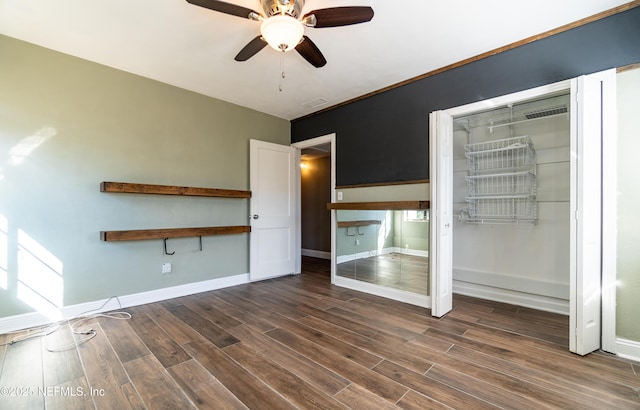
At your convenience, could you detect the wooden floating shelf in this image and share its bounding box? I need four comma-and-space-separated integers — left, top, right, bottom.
327, 201, 430, 210
100, 181, 251, 198
337, 220, 381, 228
100, 226, 250, 242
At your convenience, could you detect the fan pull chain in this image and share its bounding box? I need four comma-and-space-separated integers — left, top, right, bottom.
279, 51, 285, 92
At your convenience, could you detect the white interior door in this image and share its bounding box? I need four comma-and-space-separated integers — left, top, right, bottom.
430, 110, 454, 317
249, 139, 296, 281
569, 69, 615, 355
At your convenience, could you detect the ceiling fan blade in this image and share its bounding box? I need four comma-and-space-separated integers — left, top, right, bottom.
235, 36, 268, 61
186, 0, 259, 19
303, 6, 374, 28
295, 36, 327, 68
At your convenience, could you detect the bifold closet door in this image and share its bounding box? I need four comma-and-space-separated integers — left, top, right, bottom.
429, 110, 453, 317
569, 69, 616, 356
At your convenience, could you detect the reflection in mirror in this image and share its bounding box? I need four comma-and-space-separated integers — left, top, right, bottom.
336, 209, 429, 295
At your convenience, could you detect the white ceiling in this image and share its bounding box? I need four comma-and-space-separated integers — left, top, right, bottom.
0, 0, 631, 120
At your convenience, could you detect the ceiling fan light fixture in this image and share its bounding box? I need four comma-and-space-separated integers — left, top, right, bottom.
260, 15, 303, 52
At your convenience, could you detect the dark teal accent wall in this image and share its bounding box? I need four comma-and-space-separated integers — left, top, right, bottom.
291, 7, 640, 186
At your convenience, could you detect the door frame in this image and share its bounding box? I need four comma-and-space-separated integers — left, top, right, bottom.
291, 133, 337, 282
431, 72, 617, 353
431, 80, 573, 318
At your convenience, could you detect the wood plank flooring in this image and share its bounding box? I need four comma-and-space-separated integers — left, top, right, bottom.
1, 256, 638, 409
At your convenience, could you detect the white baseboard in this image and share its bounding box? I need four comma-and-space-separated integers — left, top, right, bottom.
337, 247, 428, 264
0, 273, 250, 334
337, 250, 376, 264
453, 280, 570, 315
390, 247, 428, 258
454, 268, 569, 300
301, 249, 331, 259
616, 338, 640, 362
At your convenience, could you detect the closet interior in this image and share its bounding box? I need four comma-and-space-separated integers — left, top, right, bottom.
452, 91, 572, 313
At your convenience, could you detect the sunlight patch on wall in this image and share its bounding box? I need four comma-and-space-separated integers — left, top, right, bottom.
8, 126, 56, 166
377, 210, 392, 252
0, 214, 7, 290
17, 229, 63, 321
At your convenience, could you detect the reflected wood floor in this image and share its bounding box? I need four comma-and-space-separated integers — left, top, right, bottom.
337, 253, 429, 295
1, 257, 638, 409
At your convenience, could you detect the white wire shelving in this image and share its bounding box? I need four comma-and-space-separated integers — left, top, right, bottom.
460, 136, 538, 224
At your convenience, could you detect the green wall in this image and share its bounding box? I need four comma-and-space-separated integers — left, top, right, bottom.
0, 35, 289, 319
336, 210, 428, 257
392, 211, 429, 253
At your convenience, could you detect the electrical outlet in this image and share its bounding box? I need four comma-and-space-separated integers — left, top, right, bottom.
337, 191, 343, 201
162, 262, 172, 274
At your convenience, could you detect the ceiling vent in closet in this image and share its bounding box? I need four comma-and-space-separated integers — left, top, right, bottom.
524, 105, 568, 119
488, 103, 569, 133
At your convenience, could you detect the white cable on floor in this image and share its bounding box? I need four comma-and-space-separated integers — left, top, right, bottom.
0, 296, 132, 352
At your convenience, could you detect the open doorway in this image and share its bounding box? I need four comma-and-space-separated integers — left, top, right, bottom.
292, 134, 336, 281
300, 143, 331, 260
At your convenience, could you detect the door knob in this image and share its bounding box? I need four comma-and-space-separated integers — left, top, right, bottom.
252, 214, 259, 219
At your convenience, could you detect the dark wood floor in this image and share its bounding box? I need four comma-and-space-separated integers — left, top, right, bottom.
1, 256, 638, 409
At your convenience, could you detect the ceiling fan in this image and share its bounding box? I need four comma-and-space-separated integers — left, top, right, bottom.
186, 0, 374, 67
